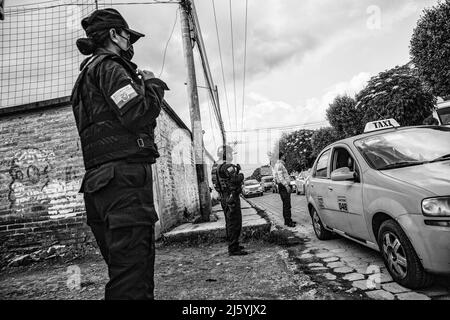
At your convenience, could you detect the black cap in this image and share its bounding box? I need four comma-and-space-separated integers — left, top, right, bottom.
81, 8, 145, 44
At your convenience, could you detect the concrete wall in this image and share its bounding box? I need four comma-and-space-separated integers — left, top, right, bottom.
0, 98, 201, 255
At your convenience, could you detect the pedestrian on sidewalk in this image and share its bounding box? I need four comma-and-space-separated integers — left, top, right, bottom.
211, 145, 248, 256
273, 152, 297, 227
71, 8, 169, 300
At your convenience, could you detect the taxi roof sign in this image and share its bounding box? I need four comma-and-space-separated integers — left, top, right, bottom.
364, 119, 400, 133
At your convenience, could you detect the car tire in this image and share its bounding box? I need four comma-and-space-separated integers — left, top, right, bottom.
310, 207, 333, 240
378, 220, 434, 289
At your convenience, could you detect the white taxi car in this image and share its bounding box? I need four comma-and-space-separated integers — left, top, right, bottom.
242, 179, 264, 198
305, 119, 450, 288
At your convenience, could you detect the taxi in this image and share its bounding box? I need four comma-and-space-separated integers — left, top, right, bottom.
305, 119, 450, 289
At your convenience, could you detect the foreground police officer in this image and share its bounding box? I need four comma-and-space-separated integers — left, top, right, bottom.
211, 145, 248, 256
71, 8, 168, 300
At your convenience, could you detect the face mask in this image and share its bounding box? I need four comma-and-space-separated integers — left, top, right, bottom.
115, 32, 134, 61
122, 45, 134, 61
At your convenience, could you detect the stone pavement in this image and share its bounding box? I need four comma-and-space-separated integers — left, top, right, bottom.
246, 192, 450, 300
162, 197, 270, 243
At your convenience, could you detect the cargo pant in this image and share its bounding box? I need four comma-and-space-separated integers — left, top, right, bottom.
220, 191, 242, 253
81, 161, 158, 300
278, 183, 293, 224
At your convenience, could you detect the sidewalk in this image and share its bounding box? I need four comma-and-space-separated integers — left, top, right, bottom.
162, 197, 270, 243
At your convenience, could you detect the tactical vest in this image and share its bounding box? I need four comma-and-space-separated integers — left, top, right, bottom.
211, 161, 229, 193
71, 54, 157, 170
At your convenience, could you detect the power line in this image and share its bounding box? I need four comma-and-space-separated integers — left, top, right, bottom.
6, 1, 179, 15
228, 0, 237, 132
240, 0, 248, 142
207, 91, 217, 148
227, 121, 329, 133
189, 0, 226, 144
159, 8, 178, 77
211, 0, 231, 132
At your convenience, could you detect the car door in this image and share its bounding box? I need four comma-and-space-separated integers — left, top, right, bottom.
309, 149, 334, 228
329, 144, 368, 239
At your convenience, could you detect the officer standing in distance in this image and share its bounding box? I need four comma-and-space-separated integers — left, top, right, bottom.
71, 8, 168, 300
211, 145, 248, 256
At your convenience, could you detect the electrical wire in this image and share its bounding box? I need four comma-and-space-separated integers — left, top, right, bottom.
227, 121, 329, 133
211, 0, 231, 132
159, 8, 178, 77
228, 0, 237, 132
240, 0, 248, 142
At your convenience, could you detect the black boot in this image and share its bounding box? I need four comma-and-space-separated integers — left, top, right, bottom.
285, 221, 297, 227
229, 249, 249, 256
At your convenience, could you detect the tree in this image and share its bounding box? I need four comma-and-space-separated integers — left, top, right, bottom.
273, 129, 315, 173
311, 127, 341, 158
326, 95, 363, 137
355, 65, 435, 126
410, 0, 450, 98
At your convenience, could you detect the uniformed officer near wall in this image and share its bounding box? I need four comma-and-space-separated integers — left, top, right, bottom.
211, 145, 248, 256
71, 8, 169, 300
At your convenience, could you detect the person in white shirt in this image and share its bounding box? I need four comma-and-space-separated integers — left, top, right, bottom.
273, 152, 296, 227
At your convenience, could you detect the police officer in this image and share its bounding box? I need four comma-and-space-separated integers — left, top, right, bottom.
274, 152, 296, 227
211, 145, 248, 256
71, 8, 168, 300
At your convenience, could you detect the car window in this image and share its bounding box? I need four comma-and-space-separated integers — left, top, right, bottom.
437, 106, 450, 125
314, 150, 330, 178
354, 127, 450, 170
332, 147, 356, 172
244, 180, 259, 186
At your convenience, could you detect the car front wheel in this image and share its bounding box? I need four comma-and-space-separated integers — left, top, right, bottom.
311, 207, 333, 240
378, 220, 434, 289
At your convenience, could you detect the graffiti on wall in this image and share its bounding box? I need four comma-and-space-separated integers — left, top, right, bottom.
5, 148, 83, 219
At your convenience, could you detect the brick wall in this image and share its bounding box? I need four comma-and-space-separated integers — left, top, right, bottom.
0, 99, 201, 255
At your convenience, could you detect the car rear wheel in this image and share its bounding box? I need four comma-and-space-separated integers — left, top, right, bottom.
378, 220, 434, 289
311, 207, 333, 240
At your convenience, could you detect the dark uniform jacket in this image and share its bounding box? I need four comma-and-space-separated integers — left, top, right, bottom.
212, 160, 244, 195
71, 48, 166, 170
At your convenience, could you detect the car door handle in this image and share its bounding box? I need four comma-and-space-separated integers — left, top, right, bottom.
328, 186, 333, 191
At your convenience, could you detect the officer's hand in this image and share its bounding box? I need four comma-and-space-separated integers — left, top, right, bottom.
138, 69, 155, 81
286, 185, 291, 193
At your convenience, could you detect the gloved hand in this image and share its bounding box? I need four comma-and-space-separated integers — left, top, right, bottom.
137, 69, 170, 90
137, 69, 155, 81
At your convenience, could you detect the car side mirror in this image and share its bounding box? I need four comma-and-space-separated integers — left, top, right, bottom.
331, 168, 355, 182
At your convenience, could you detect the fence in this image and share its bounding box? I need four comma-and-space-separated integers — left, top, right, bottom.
0, 0, 116, 108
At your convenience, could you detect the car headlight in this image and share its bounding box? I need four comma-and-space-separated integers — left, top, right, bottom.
422, 197, 450, 217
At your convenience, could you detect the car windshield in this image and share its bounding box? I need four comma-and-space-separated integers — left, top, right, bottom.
244, 180, 259, 186
354, 127, 450, 170
261, 176, 273, 182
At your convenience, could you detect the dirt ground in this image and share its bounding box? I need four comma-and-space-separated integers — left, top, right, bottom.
0, 238, 360, 300
0, 240, 290, 300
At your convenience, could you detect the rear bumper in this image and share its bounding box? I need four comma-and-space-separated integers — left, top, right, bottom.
243, 190, 263, 196
397, 214, 450, 275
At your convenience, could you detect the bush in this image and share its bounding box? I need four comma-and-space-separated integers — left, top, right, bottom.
273, 129, 315, 173
311, 127, 341, 158
355, 65, 435, 126
411, 0, 450, 97
326, 95, 363, 138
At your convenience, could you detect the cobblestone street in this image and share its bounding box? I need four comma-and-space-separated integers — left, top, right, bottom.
245, 192, 450, 300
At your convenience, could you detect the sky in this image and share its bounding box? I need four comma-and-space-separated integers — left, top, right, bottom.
3, 0, 438, 176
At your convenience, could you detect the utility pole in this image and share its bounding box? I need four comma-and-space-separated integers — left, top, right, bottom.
180, 0, 211, 222
214, 85, 226, 146
190, 0, 226, 145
